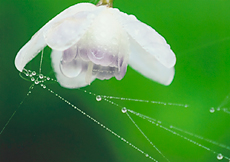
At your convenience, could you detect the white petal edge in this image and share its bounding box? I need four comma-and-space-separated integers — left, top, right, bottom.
15, 3, 96, 72
51, 50, 96, 88
128, 36, 175, 86
43, 5, 107, 51
111, 8, 176, 68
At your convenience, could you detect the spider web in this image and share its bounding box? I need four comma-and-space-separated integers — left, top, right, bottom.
1, 41, 230, 162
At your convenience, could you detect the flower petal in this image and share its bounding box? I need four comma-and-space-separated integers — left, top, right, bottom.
43, 6, 106, 51
60, 47, 83, 78
51, 50, 96, 88
15, 30, 47, 72
92, 65, 116, 80
128, 36, 175, 85
112, 9, 176, 68
15, 3, 96, 72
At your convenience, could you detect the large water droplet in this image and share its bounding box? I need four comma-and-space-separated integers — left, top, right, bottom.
210, 107, 215, 113
217, 153, 223, 160
31, 77, 35, 81
35, 80, 39, 84
122, 107, 127, 113
32, 71, 36, 75
96, 95, 102, 101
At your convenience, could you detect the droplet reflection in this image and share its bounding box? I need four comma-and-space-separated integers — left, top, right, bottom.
96, 95, 102, 101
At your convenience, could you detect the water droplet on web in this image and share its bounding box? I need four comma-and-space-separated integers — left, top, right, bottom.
27, 91, 31, 96
39, 74, 43, 79
96, 95, 102, 101
210, 107, 215, 113
46, 77, 50, 80
217, 153, 223, 160
32, 71, 36, 75
31, 77, 35, 81
122, 107, 127, 113
34, 80, 39, 84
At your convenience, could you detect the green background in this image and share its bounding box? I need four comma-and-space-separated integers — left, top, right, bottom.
0, 0, 230, 162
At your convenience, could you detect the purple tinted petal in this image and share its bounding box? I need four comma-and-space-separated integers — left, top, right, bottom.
115, 62, 127, 80
78, 47, 90, 61
62, 46, 77, 62
92, 64, 115, 80
87, 47, 115, 66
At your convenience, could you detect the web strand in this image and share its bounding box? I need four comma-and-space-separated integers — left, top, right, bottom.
3, 68, 230, 161
0, 83, 34, 135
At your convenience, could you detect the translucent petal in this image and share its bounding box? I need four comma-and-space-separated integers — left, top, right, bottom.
128, 36, 175, 85
62, 45, 77, 62
112, 9, 176, 68
115, 61, 128, 80
44, 7, 105, 51
51, 50, 96, 88
15, 30, 46, 72
15, 3, 96, 72
92, 65, 116, 80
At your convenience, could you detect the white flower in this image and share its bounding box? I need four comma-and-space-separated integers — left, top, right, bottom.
15, 2, 176, 88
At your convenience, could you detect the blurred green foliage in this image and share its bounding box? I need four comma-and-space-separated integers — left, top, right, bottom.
0, 0, 230, 162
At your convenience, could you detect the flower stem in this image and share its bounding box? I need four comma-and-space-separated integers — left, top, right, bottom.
96, 0, 114, 7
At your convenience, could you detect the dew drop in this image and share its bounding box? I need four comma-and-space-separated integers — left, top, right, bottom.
210, 107, 215, 113
35, 80, 39, 84
217, 153, 223, 160
31, 77, 35, 81
46, 77, 50, 80
96, 95, 102, 101
25, 73, 29, 76
145, 154, 149, 157
39, 74, 43, 79
27, 91, 31, 96
43, 85, 46, 89
32, 71, 36, 75
122, 107, 127, 113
